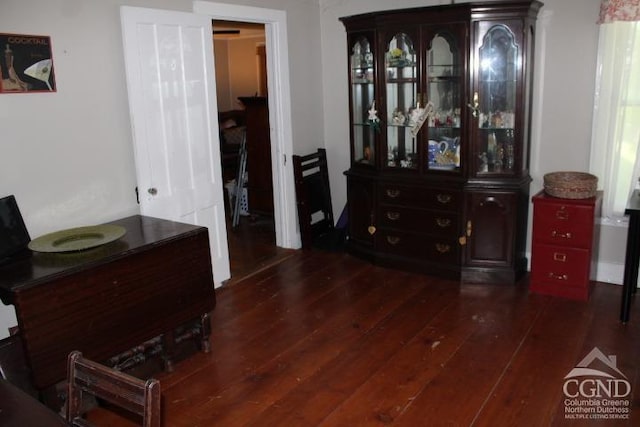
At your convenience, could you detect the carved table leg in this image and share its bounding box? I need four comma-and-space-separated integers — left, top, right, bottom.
200, 313, 211, 353
161, 331, 176, 373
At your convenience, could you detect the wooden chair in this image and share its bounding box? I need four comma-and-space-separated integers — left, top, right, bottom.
66, 351, 161, 427
292, 148, 340, 249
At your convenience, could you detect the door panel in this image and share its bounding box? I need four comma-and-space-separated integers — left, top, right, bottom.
121, 6, 230, 286
346, 176, 375, 248
465, 191, 515, 267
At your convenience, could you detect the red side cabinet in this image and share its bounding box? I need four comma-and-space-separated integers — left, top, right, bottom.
530, 190, 602, 300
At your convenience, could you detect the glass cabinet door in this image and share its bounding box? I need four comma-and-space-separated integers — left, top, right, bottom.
384, 32, 417, 169
474, 24, 519, 176
425, 29, 463, 172
349, 36, 375, 166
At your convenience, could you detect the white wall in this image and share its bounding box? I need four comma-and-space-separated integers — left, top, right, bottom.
0, 0, 323, 338
319, 0, 623, 283
228, 36, 266, 105
214, 35, 267, 112
214, 39, 233, 110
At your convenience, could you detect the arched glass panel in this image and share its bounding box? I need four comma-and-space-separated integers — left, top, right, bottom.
477, 25, 518, 175
426, 32, 462, 172
350, 37, 375, 165
385, 33, 417, 169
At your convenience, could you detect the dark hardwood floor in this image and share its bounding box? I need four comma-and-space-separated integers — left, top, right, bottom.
224, 214, 293, 286
87, 250, 640, 426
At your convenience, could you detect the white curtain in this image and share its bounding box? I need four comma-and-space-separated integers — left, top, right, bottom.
590, 15, 640, 219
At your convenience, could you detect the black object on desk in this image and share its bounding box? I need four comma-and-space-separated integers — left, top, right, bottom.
0, 195, 31, 265
621, 189, 640, 322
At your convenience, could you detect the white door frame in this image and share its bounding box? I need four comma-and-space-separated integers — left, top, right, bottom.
194, 1, 299, 249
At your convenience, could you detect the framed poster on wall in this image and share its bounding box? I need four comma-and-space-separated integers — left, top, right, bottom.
0, 33, 56, 93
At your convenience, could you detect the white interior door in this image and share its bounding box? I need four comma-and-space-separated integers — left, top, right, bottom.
121, 6, 230, 286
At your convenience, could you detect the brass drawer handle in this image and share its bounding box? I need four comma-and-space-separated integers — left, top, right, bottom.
555, 208, 569, 220
436, 218, 451, 228
551, 230, 572, 239
436, 194, 452, 204
386, 236, 400, 245
553, 252, 567, 262
435, 243, 450, 253
548, 272, 568, 281
386, 189, 401, 198
386, 211, 401, 221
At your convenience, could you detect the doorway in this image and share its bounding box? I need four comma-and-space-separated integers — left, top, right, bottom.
213, 20, 289, 283
120, 3, 298, 287
193, 2, 298, 258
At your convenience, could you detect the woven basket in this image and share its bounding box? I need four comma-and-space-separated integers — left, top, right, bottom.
543, 171, 598, 199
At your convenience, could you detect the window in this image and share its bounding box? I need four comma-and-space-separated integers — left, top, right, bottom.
590, 7, 640, 221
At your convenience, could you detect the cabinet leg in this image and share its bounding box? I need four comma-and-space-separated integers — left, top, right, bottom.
161, 331, 175, 372
200, 313, 211, 353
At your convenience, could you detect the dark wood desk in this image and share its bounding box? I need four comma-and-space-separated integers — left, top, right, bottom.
0, 379, 68, 426
622, 190, 640, 322
0, 215, 215, 395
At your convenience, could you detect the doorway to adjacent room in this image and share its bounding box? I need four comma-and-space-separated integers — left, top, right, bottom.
212, 19, 292, 285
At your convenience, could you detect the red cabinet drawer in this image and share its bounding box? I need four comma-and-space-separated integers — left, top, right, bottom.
532, 203, 594, 248
530, 191, 601, 301
530, 243, 590, 287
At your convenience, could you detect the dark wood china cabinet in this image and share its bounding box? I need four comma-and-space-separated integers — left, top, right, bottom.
341, 0, 542, 283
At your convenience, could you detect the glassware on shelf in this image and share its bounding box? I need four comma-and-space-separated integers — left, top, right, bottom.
428, 136, 460, 170
350, 36, 376, 166
475, 24, 518, 175
505, 143, 514, 170
391, 108, 407, 126
487, 132, 497, 165
477, 127, 516, 174
384, 32, 417, 170
425, 31, 462, 173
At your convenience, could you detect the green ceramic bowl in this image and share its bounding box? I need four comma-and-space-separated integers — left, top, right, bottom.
28, 225, 126, 253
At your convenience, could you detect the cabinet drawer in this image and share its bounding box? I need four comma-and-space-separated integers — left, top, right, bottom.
533, 220, 592, 248
534, 201, 594, 225
379, 206, 458, 237
530, 243, 590, 287
377, 229, 458, 264
533, 203, 594, 248
379, 184, 461, 211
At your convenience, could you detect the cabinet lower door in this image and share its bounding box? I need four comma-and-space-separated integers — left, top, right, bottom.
463, 191, 517, 283
346, 176, 375, 250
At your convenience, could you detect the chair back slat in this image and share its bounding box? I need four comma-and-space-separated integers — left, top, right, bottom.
66, 351, 161, 427
292, 148, 334, 249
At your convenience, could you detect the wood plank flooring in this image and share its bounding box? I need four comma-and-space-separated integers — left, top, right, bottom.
224, 214, 293, 286
88, 250, 640, 426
